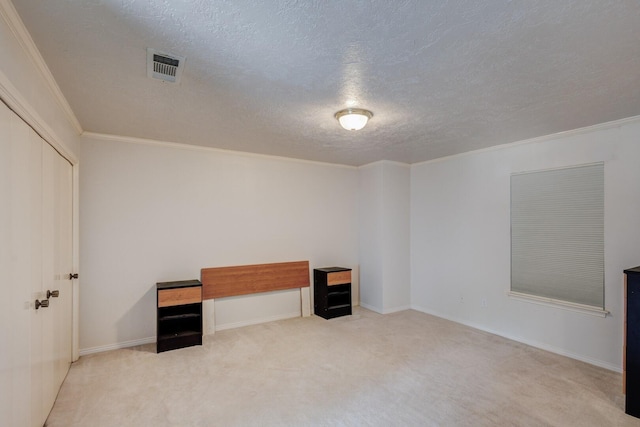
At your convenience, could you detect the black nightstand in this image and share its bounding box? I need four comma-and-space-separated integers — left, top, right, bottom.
156, 280, 203, 353
314, 267, 352, 319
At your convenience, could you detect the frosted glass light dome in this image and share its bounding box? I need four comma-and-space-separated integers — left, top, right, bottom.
335, 108, 373, 131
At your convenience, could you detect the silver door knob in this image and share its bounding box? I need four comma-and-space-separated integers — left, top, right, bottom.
47, 290, 59, 298
35, 299, 49, 310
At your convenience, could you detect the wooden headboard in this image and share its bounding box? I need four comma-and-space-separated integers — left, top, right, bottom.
200, 260, 310, 300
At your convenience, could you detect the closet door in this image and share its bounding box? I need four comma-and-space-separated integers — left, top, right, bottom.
30, 125, 47, 427
38, 138, 73, 425
39, 142, 58, 422
50, 142, 73, 394
0, 102, 40, 427
0, 101, 73, 427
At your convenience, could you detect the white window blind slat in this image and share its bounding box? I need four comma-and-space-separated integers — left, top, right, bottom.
510, 163, 604, 309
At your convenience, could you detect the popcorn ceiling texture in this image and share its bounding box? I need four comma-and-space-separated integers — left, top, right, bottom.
12, 0, 640, 165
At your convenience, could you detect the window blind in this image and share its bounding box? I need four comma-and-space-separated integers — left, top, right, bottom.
510, 163, 604, 309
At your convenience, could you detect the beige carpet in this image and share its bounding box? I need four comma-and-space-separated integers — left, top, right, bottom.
46, 308, 639, 426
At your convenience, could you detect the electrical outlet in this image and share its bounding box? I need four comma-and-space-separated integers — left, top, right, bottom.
481, 298, 488, 308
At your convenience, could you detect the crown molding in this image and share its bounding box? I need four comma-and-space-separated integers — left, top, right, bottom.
358, 159, 411, 169
0, 68, 78, 164
82, 131, 359, 170
413, 114, 640, 167
0, 0, 83, 134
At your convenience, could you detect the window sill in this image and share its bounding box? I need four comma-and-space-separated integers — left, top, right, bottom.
507, 291, 609, 318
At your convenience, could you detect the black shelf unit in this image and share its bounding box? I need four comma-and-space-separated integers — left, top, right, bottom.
625, 266, 640, 418
156, 280, 203, 353
314, 267, 352, 319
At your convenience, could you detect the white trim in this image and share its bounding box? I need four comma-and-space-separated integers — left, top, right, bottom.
71, 163, 80, 361
0, 68, 78, 164
82, 131, 359, 169
359, 302, 411, 314
359, 159, 411, 169
359, 302, 383, 314
2, 0, 639, 170
412, 114, 640, 167
79, 336, 156, 357
411, 305, 620, 372
507, 291, 609, 318
381, 305, 411, 314
212, 311, 302, 332
0, 0, 82, 134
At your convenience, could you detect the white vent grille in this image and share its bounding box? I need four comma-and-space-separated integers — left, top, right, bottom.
147, 48, 185, 83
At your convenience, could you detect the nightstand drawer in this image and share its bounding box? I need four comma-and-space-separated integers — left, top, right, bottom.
158, 286, 201, 307
327, 271, 351, 286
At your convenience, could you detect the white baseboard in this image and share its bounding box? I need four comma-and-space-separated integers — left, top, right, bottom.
382, 305, 411, 314
80, 307, 618, 373
359, 302, 410, 315
411, 305, 621, 373
212, 311, 302, 333
359, 302, 383, 313
79, 312, 304, 355
79, 336, 156, 357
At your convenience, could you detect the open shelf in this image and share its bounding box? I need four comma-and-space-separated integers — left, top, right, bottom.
159, 313, 201, 321
156, 280, 203, 353
158, 330, 201, 340
314, 267, 352, 320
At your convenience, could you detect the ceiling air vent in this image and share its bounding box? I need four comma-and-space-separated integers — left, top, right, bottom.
147, 48, 185, 84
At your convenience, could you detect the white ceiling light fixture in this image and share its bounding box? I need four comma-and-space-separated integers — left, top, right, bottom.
335, 108, 373, 131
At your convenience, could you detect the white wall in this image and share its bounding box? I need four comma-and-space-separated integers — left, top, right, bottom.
410, 119, 640, 370
79, 135, 359, 353
358, 163, 384, 311
359, 161, 411, 313
5, 0, 638, 371
382, 162, 411, 312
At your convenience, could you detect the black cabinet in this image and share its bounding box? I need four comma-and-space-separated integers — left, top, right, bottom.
314, 267, 352, 319
625, 266, 640, 417
156, 280, 203, 353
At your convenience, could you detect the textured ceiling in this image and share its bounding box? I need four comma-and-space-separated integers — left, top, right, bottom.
12, 0, 640, 166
